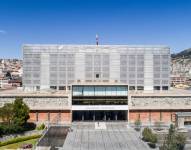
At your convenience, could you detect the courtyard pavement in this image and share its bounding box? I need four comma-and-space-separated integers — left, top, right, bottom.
61, 122, 152, 150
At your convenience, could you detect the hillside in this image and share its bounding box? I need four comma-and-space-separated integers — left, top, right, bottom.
171, 48, 191, 77
172, 48, 191, 59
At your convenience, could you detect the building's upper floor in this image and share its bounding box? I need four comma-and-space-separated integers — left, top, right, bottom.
23, 45, 170, 91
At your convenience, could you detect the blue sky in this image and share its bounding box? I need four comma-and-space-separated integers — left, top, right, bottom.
0, 0, 191, 58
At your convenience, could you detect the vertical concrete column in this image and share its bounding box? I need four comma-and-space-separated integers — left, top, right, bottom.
40, 53, 50, 90
66, 86, 68, 92
93, 112, 95, 121
110, 52, 120, 82
177, 117, 185, 129
104, 113, 106, 121
115, 113, 118, 121
75, 52, 85, 81
144, 50, 153, 91
82, 114, 84, 121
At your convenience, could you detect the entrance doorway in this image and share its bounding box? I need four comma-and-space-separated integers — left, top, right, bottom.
72, 110, 127, 121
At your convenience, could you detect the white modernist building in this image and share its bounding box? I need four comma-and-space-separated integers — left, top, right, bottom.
22, 44, 170, 121
23, 45, 170, 91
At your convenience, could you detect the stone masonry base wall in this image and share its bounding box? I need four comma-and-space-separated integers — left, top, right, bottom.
129, 110, 191, 125
29, 110, 71, 124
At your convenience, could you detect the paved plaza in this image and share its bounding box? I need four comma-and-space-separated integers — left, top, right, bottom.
62, 122, 151, 150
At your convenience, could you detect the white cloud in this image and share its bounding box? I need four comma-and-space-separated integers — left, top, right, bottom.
0, 30, 6, 34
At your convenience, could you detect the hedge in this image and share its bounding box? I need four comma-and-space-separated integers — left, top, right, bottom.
0, 122, 36, 136
0, 134, 41, 147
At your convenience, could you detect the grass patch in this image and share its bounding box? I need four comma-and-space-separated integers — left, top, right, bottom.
0, 134, 41, 149
0, 138, 39, 149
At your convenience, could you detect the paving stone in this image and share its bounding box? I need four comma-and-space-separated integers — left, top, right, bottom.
62, 122, 152, 150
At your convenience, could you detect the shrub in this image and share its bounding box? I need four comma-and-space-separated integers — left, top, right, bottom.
160, 124, 177, 150
148, 133, 158, 148
23, 122, 36, 131
0, 125, 4, 137
148, 142, 156, 149
142, 127, 152, 142
0, 122, 36, 135
0, 134, 41, 147
142, 127, 158, 148
0, 124, 24, 135
150, 133, 157, 143
134, 119, 141, 131
176, 133, 186, 150
36, 123, 45, 130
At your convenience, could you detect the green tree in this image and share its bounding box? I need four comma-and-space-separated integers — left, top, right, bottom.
176, 133, 186, 150
0, 103, 13, 124
160, 124, 177, 150
12, 97, 30, 126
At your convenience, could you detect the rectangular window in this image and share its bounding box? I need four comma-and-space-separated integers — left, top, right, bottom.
129, 86, 135, 90
162, 86, 168, 90
154, 86, 160, 90
96, 74, 99, 78
59, 86, 65, 90
137, 86, 144, 90
50, 86, 57, 90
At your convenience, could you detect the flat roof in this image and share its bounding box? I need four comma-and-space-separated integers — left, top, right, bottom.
23, 44, 169, 48
0, 87, 191, 97
131, 88, 191, 97
0, 88, 69, 97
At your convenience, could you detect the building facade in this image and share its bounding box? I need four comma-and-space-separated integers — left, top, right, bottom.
1, 89, 191, 125
21, 44, 172, 123
23, 45, 170, 91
